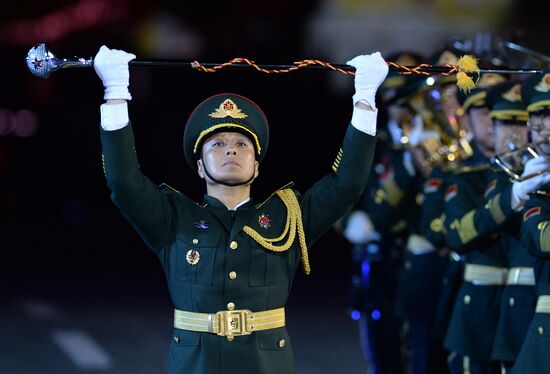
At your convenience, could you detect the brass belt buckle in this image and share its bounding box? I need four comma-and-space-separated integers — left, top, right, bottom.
216, 309, 253, 337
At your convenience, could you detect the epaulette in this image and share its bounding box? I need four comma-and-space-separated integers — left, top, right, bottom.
530, 190, 550, 198
452, 164, 491, 175
159, 183, 182, 194
255, 181, 295, 209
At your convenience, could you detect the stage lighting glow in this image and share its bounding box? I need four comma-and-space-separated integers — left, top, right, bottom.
0, 109, 16, 136
13, 110, 39, 137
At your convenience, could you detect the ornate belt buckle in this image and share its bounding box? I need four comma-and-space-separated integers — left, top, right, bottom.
216, 309, 252, 337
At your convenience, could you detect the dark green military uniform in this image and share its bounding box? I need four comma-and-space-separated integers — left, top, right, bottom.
484, 81, 537, 370
513, 190, 550, 373
443, 157, 506, 372
420, 166, 464, 345
100, 94, 376, 373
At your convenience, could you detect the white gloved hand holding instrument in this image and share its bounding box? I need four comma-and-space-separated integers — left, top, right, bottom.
93, 45, 136, 131
511, 156, 550, 210
94, 45, 136, 101
347, 52, 389, 135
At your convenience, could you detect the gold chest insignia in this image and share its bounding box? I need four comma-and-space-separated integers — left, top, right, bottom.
186, 249, 200, 265
209, 99, 248, 119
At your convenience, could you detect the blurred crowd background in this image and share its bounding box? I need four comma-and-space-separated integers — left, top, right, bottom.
1, 0, 549, 372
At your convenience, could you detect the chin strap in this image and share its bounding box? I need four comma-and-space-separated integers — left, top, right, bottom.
200, 159, 255, 187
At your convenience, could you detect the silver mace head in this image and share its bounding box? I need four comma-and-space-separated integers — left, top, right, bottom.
26, 43, 92, 79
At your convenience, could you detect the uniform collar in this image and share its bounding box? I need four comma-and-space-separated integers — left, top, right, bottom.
202, 195, 254, 211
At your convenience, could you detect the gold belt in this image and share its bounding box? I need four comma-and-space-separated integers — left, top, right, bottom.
464, 264, 507, 285
174, 307, 285, 337
536, 295, 550, 314
464, 264, 536, 286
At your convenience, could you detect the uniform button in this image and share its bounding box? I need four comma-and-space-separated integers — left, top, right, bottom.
229, 271, 237, 280
538, 326, 544, 335
227, 336, 234, 342
173, 336, 180, 343
279, 339, 286, 348
192, 238, 199, 245
509, 297, 515, 307
464, 295, 471, 305
404, 261, 412, 270
227, 302, 235, 311
230, 241, 238, 250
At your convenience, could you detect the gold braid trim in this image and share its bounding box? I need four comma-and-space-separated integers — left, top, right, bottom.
243, 189, 311, 274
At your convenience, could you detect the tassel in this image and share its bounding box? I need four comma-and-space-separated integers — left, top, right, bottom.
456, 72, 475, 93
457, 55, 479, 73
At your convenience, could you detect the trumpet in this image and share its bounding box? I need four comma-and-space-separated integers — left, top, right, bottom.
490, 139, 550, 181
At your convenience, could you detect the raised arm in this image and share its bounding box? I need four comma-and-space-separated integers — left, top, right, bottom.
95, 46, 176, 254
300, 52, 388, 244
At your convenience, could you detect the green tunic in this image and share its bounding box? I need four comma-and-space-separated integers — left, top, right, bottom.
443, 164, 507, 362
100, 123, 376, 373
513, 190, 550, 373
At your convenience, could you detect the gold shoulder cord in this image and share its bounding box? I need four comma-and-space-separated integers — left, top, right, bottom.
243, 188, 311, 274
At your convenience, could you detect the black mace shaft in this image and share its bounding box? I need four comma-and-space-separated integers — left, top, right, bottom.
26, 43, 545, 79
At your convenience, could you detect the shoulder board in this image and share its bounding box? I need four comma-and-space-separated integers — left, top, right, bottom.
452, 164, 490, 175
530, 190, 550, 198
159, 183, 182, 194
255, 182, 296, 209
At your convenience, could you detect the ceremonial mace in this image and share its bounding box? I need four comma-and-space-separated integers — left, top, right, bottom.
26, 43, 544, 91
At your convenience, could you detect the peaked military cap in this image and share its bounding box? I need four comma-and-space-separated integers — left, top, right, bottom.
183, 93, 269, 170
522, 73, 550, 114
485, 80, 528, 123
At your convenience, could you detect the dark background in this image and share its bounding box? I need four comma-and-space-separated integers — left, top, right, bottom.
1, 0, 550, 372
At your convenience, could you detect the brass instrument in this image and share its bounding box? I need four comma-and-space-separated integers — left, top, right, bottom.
490, 139, 550, 181
398, 80, 474, 176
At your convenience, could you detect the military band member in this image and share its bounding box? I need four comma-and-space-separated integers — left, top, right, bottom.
92, 45, 387, 373
442, 72, 506, 374
512, 72, 550, 374
483, 81, 539, 373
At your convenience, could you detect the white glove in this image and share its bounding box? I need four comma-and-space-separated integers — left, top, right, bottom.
343, 211, 381, 244
511, 156, 550, 210
93, 45, 136, 101
347, 52, 389, 110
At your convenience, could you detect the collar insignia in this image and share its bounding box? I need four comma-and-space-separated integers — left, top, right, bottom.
209, 99, 248, 119
258, 213, 271, 229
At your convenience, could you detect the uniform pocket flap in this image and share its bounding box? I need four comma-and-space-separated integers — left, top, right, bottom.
173, 329, 201, 347
258, 329, 289, 350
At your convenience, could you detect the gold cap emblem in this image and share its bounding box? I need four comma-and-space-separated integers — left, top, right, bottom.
437, 51, 458, 66
477, 73, 506, 88
502, 84, 522, 102
209, 99, 248, 119
186, 249, 200, 265
535, 73, 550, 93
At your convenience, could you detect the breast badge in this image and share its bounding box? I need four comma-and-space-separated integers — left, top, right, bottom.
186, 250, 200, 265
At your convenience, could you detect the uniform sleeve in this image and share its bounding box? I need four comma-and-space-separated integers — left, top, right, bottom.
364, 150, 419, 234
444, 173, 516, 253
100, 124, 175, 254
520, 193, 550, 259
300, 124, 376, 246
